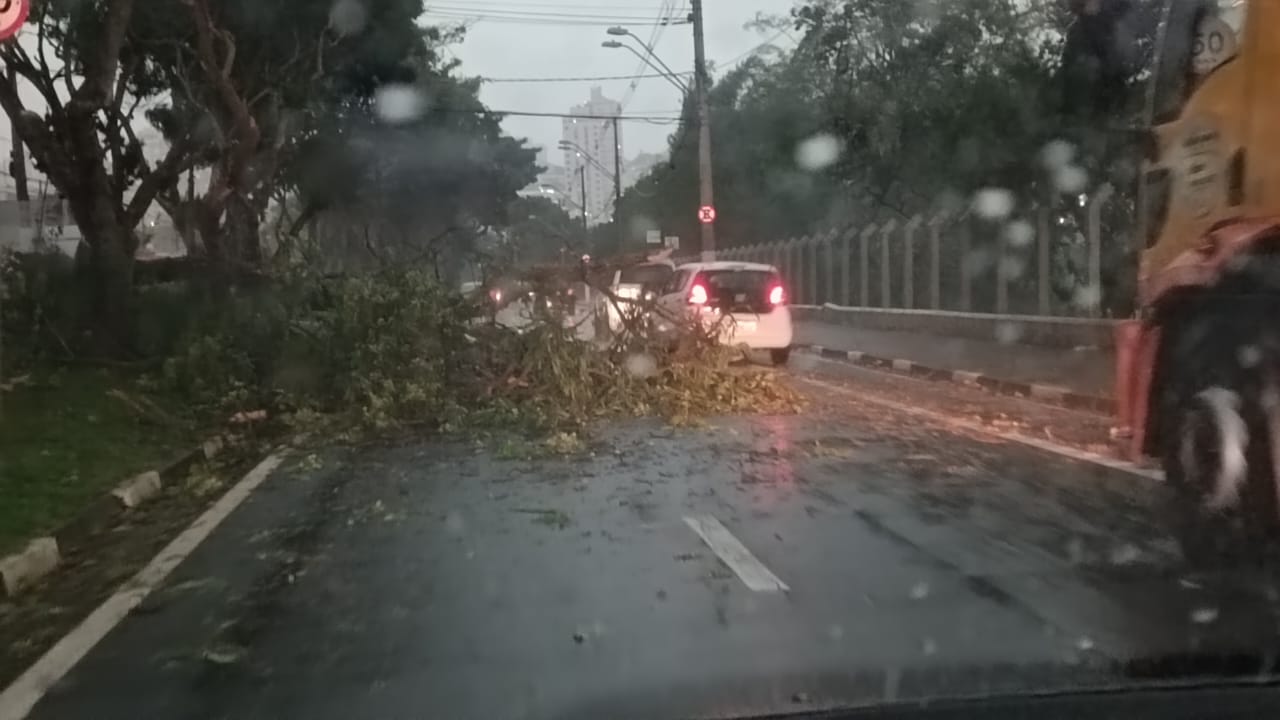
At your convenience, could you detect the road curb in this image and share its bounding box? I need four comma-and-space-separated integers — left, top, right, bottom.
797, 344, 1115, 416
1, 434, 229, 599
0, 538, 60, 598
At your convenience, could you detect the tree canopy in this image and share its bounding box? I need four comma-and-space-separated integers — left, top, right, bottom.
616, 0, 1155, 256
0, 0, 539, 350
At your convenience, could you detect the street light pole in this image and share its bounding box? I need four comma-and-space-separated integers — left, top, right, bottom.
578, 164, 588, 234
562, 136, 623, 249
600, 40, 689, 93
606, 28, 690, 91
691, 0, 715, 261
611, 117, 622, 210
560, 140, 620, 205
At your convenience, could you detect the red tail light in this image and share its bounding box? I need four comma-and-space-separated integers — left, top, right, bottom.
688, 282, 709, 305
768, 284, 786, 306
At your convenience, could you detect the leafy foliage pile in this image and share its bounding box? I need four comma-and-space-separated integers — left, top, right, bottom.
160, 271, 802, 435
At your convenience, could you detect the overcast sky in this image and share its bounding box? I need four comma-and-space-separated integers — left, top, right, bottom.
0, 1, 798, 198
438, 0, 797, 160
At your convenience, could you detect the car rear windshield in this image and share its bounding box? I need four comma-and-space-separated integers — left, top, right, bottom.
619, 264, 673, 286
699, 269, 780, 311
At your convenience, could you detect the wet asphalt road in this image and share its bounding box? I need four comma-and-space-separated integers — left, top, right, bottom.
22, 362, 1280, 720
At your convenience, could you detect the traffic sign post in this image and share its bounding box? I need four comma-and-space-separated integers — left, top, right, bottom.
698, 205, 716, 224
0, 0, 30, 42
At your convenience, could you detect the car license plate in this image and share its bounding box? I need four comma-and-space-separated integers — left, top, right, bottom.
734, 319, 757, 335
735, 293, 746, 303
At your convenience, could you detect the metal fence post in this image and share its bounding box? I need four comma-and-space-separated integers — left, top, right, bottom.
790, 236, 803, 303
808, 234, 820, 305
879, 219, 897, 308
959, 213, 972, 312
996, 224, 1010, 315
1086, 183, 1113, 317
793, 235, 803, 302
903, 215, 922, 310
1037, 206, 1051, 316
928, 213, 945, 310
824, 229, 835, 306
779, 239, 791, 292
859, 224, 876, 307
841, 226, 854, 306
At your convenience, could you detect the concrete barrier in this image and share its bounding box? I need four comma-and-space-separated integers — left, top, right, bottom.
0, 538, 60, 597
111, 471, 163, 509
792, 304, 1119, 350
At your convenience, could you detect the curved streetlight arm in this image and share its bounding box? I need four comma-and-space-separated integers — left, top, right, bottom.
537, 185, 583, 212
559, 141, 618, 183
615, 27, 688, 85
602, 40, 689, 94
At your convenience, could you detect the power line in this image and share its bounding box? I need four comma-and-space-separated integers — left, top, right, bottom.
427, 7, 680, 21
424, 8, 689, 26
434, 1, 671, 9
433, 106, 681, 122
425, 14, 689, 27
429, 3, 670, 15
619, 0, 681, 110
717, 28, 792, 68
481, 71, 691, 83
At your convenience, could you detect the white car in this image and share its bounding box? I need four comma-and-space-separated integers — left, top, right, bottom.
600, 260, 675, 335
652, 261, 793, 365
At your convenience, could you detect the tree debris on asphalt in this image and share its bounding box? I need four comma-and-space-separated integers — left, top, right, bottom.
159, 267, 804, 441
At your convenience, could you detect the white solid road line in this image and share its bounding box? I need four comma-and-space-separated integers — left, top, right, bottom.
0, 453, 287, 720
684, 515, 790, 593
798, 376, 1163, 482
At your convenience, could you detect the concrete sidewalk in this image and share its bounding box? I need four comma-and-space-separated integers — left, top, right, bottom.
793, 320, 1113, 398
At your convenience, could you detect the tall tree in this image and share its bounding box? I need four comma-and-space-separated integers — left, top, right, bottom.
286, 62, 539, 279
0, 0, 196, 348
618, 0, 1082, 248
134, 0, 433, 276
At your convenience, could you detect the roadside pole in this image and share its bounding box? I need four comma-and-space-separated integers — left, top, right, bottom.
578, 165, 588, 243
691, 0, 716, 261
612, 116, 623, 251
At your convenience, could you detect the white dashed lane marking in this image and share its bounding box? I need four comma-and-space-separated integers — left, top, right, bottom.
683, 515, 790, 593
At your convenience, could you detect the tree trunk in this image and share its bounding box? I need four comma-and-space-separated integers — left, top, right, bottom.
73, 220, 136, 355
225, 196, 262, 269
189, 196, 262, 290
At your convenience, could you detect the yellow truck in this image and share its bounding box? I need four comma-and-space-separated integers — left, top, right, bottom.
1082, 0, 1280, 533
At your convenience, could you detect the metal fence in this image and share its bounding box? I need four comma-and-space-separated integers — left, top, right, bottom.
0, 198, 82, 256
678, 186, 1117, 319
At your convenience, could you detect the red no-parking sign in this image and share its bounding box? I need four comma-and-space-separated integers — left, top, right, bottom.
698, 205, 716, 224
0, 0, 29, 42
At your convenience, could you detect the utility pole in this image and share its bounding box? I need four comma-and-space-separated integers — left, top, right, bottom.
611, 116, 623, 249
578, 164, 588, 236
691, 0, 715, 261
611, 116, 622, 210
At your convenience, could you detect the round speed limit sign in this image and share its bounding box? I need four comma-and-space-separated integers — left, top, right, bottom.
1192, 15, 1237, 76
0, 0, 29, 42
